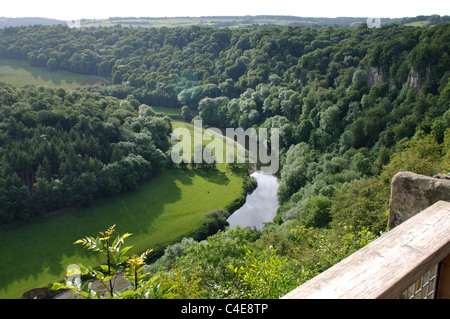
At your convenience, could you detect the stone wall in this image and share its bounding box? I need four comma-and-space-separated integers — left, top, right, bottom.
388, 171, 450, 229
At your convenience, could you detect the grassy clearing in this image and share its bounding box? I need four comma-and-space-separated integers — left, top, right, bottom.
0, 58, 91, 88
153, 106, 182, 118
0, 121, 246, 299
404, 20, 431, 27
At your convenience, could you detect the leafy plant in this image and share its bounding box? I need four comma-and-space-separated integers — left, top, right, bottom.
155, 264, 207, 299
292, 224, 377, 280
52, 225, 153, 299
228, 247, 298, 299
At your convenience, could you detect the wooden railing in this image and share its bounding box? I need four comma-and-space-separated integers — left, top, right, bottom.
282, 200, 450, 299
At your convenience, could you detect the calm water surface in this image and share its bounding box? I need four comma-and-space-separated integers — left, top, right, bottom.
227, 171, 279, 229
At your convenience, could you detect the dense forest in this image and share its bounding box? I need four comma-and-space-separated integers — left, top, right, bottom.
0, 85, 171, 222
0, 20, 449, 298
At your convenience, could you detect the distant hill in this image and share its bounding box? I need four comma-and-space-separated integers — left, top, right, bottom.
1, 15, 448, 29
0, 16, 398, 29
79, 16, 400, 28
0, 17, 65, 27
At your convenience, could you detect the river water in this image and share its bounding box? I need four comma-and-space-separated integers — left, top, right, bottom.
226, 171, 280, 230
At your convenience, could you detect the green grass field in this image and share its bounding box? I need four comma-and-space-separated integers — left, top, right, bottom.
404, 20, 431, 27
153, 106, 182, 118
0, 58, 91, 88
0, 121, 246, 299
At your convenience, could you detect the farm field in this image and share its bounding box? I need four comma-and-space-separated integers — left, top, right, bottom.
0, 58, 92, 88
404, 20, 431, 27
0, 120, 246, 299
0, 166, 245, 299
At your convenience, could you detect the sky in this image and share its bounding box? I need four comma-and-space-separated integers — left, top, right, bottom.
1, 0, 449, 21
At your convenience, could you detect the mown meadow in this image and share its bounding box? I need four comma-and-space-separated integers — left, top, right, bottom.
0, 58, 92, 88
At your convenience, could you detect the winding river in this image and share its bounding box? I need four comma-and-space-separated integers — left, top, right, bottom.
226, 171, 280, 229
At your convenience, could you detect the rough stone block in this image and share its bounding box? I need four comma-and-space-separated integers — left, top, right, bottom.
388, 171, 450, 229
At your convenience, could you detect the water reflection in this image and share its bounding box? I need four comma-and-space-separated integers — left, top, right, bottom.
227, 171, 279, 230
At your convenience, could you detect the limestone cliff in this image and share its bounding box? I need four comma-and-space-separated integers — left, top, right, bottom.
404, 67, 421, 92
367, 66, 387, 88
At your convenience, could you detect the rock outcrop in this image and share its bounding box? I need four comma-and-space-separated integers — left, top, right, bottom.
404, 67, 421, 92
22, 287, 66, 299
368, 66, 387, 88
388, 171, 450, 229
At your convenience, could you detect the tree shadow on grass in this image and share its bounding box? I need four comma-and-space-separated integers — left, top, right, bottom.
0, 166, 244, 297
0, 169, 187, 298
0, 58, 87, 87
194, 168, 230, 186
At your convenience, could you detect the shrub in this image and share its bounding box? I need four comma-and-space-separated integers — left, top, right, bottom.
299, 196, 332, 228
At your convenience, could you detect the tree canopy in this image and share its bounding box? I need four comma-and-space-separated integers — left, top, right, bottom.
1, 20, 449, 299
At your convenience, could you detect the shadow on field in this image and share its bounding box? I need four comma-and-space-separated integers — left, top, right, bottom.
194, 168, 230, 186
0, 58, 86, 87
0, 169, 187, 298
0, 165, 243, 297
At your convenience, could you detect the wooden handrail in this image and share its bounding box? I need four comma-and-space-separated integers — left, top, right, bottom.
282, 201, 450, 299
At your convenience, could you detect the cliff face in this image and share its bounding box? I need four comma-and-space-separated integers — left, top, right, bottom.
405, 67, 421, 92
368, 66, 422, 92
388, 172, 450, 229
368, 66, 387, 88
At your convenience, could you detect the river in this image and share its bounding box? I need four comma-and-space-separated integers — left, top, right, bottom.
226, 171, 280, 230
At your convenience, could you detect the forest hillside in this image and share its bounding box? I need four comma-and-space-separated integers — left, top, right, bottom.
0, 19, 449, 298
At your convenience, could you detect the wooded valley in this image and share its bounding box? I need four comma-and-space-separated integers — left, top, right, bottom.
0, 18, 449, 298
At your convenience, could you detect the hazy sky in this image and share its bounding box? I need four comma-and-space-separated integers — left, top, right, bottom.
2, 0, 449, 20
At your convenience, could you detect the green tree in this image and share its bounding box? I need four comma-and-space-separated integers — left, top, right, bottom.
431, 119, 446, 144
46, 57, 58, 71
353, 152, 371, 176
330, 177, 388, 234
299, 196, 332, 228
31, 177, 51, 215
72, 172, 98, 206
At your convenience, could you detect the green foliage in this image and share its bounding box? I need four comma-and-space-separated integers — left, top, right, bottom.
432, 119, 446, 143
299, 196, 332, 228
2, 20, 450, 299
199, 209, 230, 237
48, 219, 379, 299
144, 237, 198, 273
277, 143, 315, 203
331, 132, 446, 234
52, 225, 151, 298
330, 177, 389, 234
379, 132, 444, 184
242, 175, 258, 194
0, 84, 172, 224
160, 226, 261, 298
154, 265, 207, 299
141, 220, 377, 299
292, 225, 376, 279
228, 247, 298, 298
